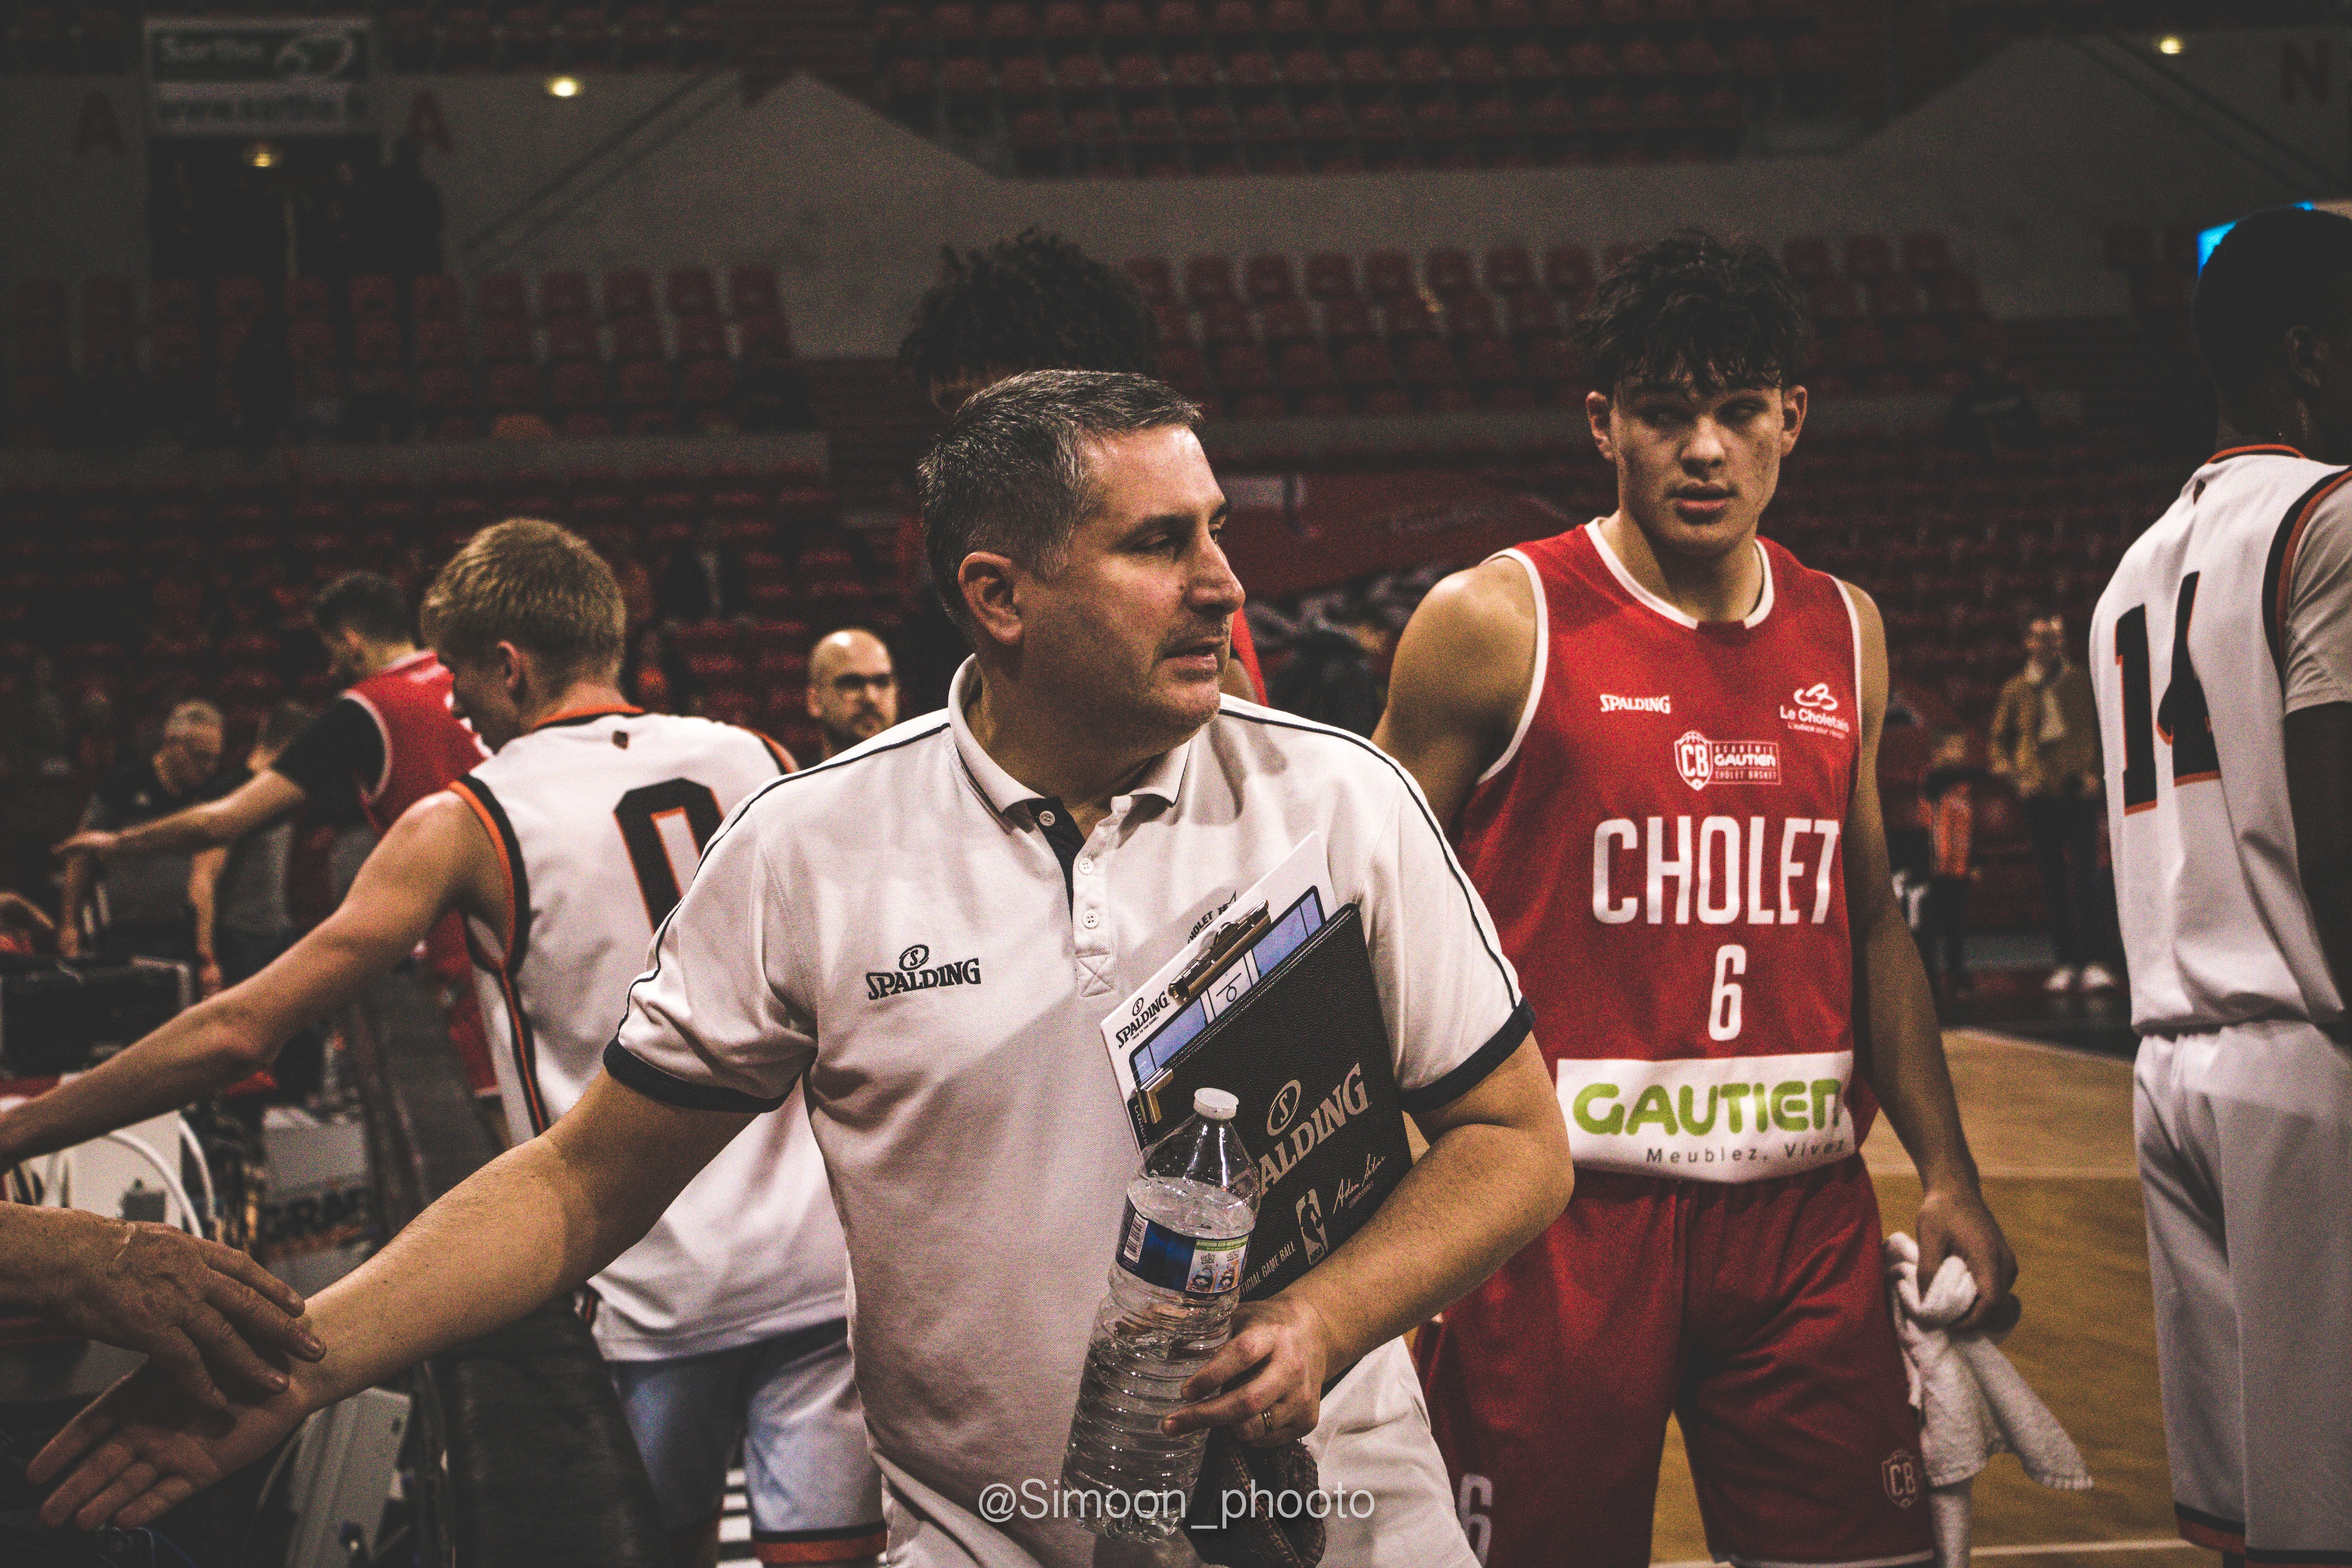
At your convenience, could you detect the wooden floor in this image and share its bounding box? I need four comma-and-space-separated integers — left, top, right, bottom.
1647, 1030, 2200, 1568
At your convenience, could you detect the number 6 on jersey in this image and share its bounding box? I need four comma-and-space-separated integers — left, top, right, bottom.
1708, 944, 1746, 1042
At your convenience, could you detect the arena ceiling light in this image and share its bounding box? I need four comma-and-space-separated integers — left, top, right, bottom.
243, 140, 279, 168
2156, 34, 2184, 55
546, 74, 582, 98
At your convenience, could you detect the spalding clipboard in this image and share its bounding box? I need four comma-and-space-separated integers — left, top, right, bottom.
1129, 904, 1411, 1303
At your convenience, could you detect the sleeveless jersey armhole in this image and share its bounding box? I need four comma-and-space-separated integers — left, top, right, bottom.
1474, 548, 1549, 787
344, 691, 396, 805
1838, 577, 1865, 717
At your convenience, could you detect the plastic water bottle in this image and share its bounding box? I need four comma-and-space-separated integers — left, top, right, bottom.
1060, 1087, 1261, 1542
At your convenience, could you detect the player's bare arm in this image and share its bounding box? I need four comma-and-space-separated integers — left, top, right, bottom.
1169, 1036, 1572, 1445
0, 791, 503, 1168
1373, 555, 1539, 829
2286, 702, 2352, 998
31, 1071, 752, 1531
1838, 581, 2015, 1328
53, 770, 309, 863
189, 845, 226, 997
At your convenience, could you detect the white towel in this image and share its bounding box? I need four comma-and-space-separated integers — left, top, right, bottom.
1884, 1232, 2092, 1568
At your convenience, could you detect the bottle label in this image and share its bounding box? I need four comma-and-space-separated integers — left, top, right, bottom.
1116, 1200, 1248, 1298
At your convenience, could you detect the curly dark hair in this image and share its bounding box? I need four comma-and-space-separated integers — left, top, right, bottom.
897, 228, 1160, 392
1570, 232, 1809, 397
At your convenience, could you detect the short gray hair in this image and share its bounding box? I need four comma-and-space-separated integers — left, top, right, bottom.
916, 369, 1199, 635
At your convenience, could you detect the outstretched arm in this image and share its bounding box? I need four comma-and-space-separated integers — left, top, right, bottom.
55, 771, 307, 864
1841, 583, 2016, 1328
32, 1073, 753, 1531
1372, 555, 1537, 831
0, 792, 496, 1167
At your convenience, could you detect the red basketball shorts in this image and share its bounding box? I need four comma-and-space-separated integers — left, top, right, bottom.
1416, 1156, 1931, 1568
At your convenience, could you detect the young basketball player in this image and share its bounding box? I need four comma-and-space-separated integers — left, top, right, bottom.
2092, 203, 2352, 1568
4, 523, 883, 1568
1377, 234, 2014, 1568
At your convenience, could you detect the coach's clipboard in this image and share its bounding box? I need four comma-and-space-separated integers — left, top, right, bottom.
1126, 904, 1411, 1303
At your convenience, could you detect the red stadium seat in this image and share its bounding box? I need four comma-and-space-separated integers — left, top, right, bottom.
1445, 292, 1499, 339
286, 276, 333, 321
1781, 237, 1834, 283
728, 266, 780, 317
540, 271, 593, 319
476, 272, 528, 319
1199, 300, 1255, 347
1900, 232, 1953, 277
681, 357, 736, 409
417, 365, 477, 414
1214, 343, 1273, 390
1259, 298, 1316, 343
603, 268, 656, 319
612, 317, 666, 362
1397, 334, 1459, 388
666, 267, 719, 316
738, 313, 794, 358
414, 319, 468, 367
1543, 245, 1595, 299
674, 314, 727, 360
1242, 253, 1297, 303
550, 359, 609, 411
1364, 249, 1416, 301
1483, 245, 1536, 296
350, 275, 399, 319
289, 318, 339, 365
1184, 255, 1239, 303
81, 277, 134, 328
1843, 235, 1895, 280
1424, 248, 1477, 299
1323, 297, 1377, 340
215, 277, 268, 323
481, 318, 536, 364
353, 319, 405, 365
1505, 290, 1561, 337
151, 278, 202, 325
546, 317, 601, 362
1003, 52, 1055, 98
619, 360, 673, 409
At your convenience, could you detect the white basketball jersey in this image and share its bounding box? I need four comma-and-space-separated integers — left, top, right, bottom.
448, 708, 845, 1359
2090, 447, 2348, 1035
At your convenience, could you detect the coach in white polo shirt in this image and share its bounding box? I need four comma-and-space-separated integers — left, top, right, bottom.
32, 372, 1573, 1568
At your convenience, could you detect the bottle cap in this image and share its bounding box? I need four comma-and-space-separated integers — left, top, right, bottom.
1194, 1088, 1239, 1122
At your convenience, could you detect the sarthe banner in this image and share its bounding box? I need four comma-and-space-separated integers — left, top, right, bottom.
147, 18, 373, 137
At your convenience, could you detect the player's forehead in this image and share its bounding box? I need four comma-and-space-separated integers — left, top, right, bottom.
1616, 372, 1780, 408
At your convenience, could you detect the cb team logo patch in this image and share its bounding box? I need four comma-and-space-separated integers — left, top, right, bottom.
1881, 1448, 1922, 1509
1674, 730, 1782, 790
1675, 730, 1713, 790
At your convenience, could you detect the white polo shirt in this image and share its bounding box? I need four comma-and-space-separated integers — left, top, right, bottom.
606, 662, 1530, 1568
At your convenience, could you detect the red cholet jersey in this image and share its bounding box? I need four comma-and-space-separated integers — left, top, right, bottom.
1454, 521, 1876, 1182
348, 650, 489, 833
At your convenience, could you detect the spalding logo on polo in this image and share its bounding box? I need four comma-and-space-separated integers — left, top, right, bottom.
865, 942, 982, 1000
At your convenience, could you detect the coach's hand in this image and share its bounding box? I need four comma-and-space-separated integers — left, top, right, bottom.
1916, 1183, 2016, 1332
1165, 1294, 1332, 1447
27, 1209, 325, 1412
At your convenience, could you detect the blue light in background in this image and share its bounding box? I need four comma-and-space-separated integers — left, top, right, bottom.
2200, 202, 2315, 272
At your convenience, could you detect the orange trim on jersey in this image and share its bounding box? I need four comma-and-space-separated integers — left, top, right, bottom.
2176, 1512, 2245, 1555
493, 964, 550, 1134
2274, 470, 2352, 647
2175, 768, 2221, 786
2209, 443, 2306, 463
444, 780, 517, 961
750, 727, 797, 771
752, 1530, 887, 1564
528, 702, 645, 731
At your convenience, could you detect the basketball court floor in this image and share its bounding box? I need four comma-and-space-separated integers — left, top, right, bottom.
1647, 1029, 2194, 1567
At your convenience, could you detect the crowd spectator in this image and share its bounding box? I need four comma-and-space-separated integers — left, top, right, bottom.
190, 701, 310, 997
56, 699, 227, 964
1990, 610, 2117, 993
804, 627, 898, 759
657, 518, 748, 622
1920, 731, 1996, 1006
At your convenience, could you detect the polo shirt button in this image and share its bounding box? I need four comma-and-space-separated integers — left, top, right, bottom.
1078, 857, 1094, 874
1038, 809, 1056, 826
1082, 911, 1100, 930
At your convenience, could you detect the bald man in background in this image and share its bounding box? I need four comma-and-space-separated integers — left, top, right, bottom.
806, 628, 900, 760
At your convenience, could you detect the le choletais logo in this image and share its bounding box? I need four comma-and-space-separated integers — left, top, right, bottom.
1782, 682, 1851, 738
